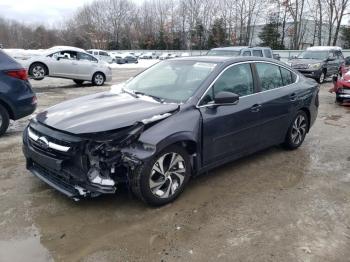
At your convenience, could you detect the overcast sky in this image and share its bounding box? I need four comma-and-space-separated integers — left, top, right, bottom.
0, 0, 96, 25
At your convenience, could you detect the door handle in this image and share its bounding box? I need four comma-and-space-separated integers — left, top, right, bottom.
250, 104, 262, 112
289, 93, 297, 101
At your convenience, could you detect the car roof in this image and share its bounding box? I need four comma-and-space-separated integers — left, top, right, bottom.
46, 46, 86, 54
307, 46, 342, 51
171, 56, 282, 65
211, 46, 272, 51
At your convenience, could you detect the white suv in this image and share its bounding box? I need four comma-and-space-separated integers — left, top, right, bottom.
87, 49, 114, 63
27, 46, 112, 86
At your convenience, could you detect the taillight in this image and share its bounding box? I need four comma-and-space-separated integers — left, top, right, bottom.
5, 69, 28, 80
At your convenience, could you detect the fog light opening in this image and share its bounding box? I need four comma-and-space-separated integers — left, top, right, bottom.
88, 167, 115, 186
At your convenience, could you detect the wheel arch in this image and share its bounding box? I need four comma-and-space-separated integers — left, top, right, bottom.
298, 107, 311, 132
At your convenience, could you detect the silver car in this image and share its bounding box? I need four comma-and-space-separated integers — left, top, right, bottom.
27, 46, 112, 86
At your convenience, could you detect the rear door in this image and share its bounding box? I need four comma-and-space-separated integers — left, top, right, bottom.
75, 52, 99, 80
254, 62, 299, 146
199, 63, 264, 166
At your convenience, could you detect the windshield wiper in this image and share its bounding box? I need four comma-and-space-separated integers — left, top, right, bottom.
134, 91, 165, 103
122, 88, 138, 98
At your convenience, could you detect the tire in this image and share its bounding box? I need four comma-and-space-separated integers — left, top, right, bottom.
316, 70, 326, 84
73, 80, 84, 86
29, 63, 47, 80
92, 72, 105, 86
0, 104, 10, 136
131, 145, 191, 206
336, 94, 343, 103
283, 111, 309, 150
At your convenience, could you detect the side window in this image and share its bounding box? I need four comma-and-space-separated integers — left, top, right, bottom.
329, 51, 335, 59
263, 49, 272, 58
256, 63, 284, 91
243, 51, 251, 56
252, 50, 263, 57
78, 52, 97, 62
94, 51, 98, 56
201, 64, 254, 105
52, 51, 77, 60
280, 67, 295, 86
99, 51, 108, 56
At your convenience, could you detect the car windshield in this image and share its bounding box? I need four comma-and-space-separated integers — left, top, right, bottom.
207, 50, 240, 57
123, 60, 217, 103
297, 51, 329, 59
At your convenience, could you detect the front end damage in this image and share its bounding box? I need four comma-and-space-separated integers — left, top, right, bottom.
23, 113, 171, 201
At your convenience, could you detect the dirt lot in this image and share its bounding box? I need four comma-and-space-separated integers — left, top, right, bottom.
0, 69, 349, 262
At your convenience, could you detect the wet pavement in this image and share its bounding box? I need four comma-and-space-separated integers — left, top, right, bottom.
0, 70, 349, 262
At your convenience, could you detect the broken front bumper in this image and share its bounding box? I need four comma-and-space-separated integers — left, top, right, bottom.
22, 126, 117, 200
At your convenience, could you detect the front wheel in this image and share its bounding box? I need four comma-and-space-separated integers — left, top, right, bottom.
283, 111, 309, 150
92, 73, 105, 86
0, 104, 10, 136
317, 70, 326, 84
131, 145, 191, 206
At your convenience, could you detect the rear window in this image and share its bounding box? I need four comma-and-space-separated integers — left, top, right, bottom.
207, 50, 241, 57
263, 49, 272, 58
0, 50, 20, 70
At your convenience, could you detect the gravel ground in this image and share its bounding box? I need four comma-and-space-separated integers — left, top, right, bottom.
0, 69, 349, 262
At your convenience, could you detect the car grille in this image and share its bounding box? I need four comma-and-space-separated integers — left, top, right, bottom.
27, 125, 81, 159
292, 64, 309, 69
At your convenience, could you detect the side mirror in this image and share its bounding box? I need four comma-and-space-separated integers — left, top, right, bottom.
214, 91, 239, 105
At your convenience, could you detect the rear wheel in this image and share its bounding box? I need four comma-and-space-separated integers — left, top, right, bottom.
73, 80, 84, 86
29, 63, 47, 80
0, 104, 10, 136
92, 72, 105, 86
317, 70, 326, 84
284, 111, 309, 150
131, 145, 191, 206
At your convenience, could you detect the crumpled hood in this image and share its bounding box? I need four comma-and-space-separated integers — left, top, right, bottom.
36, 92, 179, 134
291, 58, 323, 65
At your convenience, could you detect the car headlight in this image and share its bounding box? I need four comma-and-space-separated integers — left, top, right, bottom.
308, 63, 321, 70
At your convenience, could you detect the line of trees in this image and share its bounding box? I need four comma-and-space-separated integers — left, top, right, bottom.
0, 0, 350, 50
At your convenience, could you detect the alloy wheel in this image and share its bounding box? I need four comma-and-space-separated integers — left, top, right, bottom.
32, 66, 45, 79
291, 114, 307, 145
149, 152, 186, 199
319, 72, 325, 83
94, 74, 104, 85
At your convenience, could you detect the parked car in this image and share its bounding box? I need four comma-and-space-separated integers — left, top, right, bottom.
207, 46, 274, 59
140, 52, 158, 59
273, 53, 281, 60
23, 56, 319, 206
0, 50, 36, 136
27, 46, 112, 86
159, 53, 172, 60
288, 46, 344, 83
331, 74, 350, 104
123, 55, 138, 64
87, 49, 113, 63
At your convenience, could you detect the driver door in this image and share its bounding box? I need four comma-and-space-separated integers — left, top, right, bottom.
50, 50, 78, 78
199, 63, 264, 166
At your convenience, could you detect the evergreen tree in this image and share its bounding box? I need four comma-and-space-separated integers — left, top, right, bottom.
207, 19, 226, 48
341, 25, 350, 49
259, 17, 284, 49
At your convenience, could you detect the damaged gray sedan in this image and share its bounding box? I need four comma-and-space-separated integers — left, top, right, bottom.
23, 56, 319, 206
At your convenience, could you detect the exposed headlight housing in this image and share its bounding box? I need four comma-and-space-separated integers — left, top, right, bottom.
308, 63, 321, 70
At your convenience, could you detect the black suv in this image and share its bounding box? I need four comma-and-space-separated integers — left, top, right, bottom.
288, 46, 344, 83
0, 50, 37, 136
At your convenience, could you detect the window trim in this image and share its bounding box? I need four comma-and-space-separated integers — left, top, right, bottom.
196, 61, 299, 108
